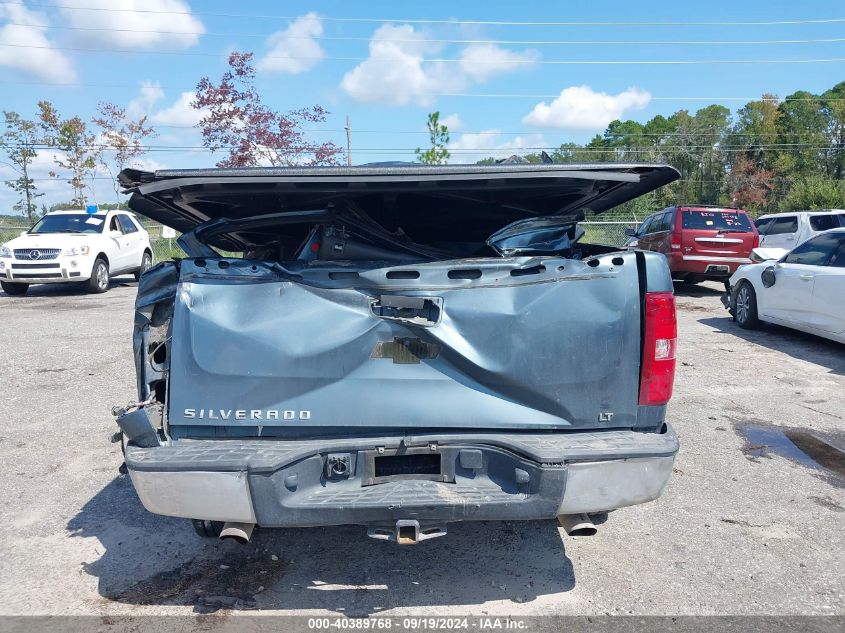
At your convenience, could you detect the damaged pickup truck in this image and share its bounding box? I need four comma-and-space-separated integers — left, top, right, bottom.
115, 163, 681, 545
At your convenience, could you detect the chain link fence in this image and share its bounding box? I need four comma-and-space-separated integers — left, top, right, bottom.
1, 218, 640, 262
0, 219, 30, 248
579, 221, 639, 247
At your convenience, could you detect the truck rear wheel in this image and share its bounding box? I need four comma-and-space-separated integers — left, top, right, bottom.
191, 519, 225, 538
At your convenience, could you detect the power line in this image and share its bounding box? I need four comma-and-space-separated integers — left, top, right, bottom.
438, 94, 845, 101
11, 3, 845, 26
2, 79, 844, 102
5, 22, 845, 46
152, 128, 835, 139
4, 43, 845, 65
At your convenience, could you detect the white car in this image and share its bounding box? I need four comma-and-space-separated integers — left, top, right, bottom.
724, 228, 845, 344
754, 210, 845, 253
0, 209, 152, 296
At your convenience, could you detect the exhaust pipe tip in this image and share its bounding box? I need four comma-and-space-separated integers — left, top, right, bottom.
558, 513, 597, 537
219, 521, 255, 544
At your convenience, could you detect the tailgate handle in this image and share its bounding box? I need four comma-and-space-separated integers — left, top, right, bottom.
371, 295, 442, 327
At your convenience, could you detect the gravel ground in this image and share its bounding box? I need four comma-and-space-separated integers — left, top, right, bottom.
0, 279, 843, 617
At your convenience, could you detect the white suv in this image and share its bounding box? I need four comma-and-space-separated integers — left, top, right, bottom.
0, 209, 152, 296
755, 210, 845, 251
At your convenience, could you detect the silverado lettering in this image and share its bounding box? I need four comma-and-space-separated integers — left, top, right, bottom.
183, 409, 311, 421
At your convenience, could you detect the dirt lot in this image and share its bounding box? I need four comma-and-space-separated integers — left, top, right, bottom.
0, 279, 843, 617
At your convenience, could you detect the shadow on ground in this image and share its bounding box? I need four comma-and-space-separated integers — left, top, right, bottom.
700, 316, 845, 376
68, 477, 576, 615
0, 277, 137, 299
672, 281, 726, 297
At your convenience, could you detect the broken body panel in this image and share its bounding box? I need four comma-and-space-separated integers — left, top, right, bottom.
119, 163, 681, 539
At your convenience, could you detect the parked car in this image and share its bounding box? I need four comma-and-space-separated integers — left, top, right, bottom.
114, 163, 681, 545
0, 209, 152, 296
625, 206, 759, 284
723, 228, 845, 344
754, 210, 845, 253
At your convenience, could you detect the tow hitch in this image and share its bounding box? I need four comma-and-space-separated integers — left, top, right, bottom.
367, 520, 447, 545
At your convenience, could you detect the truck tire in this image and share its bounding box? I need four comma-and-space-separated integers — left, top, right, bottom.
1, 281, 29, 296
192, 519, 225, 538
734, 281, 760, 329
134, 251, 152, 281
87, 257, 110, 294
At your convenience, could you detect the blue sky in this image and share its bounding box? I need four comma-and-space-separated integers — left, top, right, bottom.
0, 0, 844, 209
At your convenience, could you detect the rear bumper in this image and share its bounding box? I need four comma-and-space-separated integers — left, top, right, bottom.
668, 254, 751, 278
125, 427, 679, 527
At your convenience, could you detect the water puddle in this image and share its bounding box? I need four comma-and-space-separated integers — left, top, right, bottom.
736, 423, 845, 487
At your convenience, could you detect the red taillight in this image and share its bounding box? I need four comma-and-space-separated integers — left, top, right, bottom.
639, 292, 677, 405
752, 233, 760, 249
670, 235, 681, 250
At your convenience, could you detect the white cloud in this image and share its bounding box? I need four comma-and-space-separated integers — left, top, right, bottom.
0, 2, 76, 83
340, 24, 539, 106
340, 24, 453, 106
59, 0, 204, 49
125, 82, 206, 128
151, 91, 206, 127
257, 12, 323, 74
448, 130, 548, 164
440, 113, 462, 132
523, 86, 651, 130
459, 43, 539, 82
127, 80, 166, 118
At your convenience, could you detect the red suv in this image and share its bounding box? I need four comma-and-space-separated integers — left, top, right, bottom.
626, 206, 759, 283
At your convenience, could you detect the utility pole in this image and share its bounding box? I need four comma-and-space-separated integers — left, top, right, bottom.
345, 114, 352, 166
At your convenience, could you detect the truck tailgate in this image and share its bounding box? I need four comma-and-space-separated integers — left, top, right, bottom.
167, 253, 643, 435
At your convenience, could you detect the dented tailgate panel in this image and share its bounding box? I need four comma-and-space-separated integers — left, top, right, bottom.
167, 253, 642, 433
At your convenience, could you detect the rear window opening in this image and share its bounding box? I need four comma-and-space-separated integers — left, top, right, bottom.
682, 210, 753, 232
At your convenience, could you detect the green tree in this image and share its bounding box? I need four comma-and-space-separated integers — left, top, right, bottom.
776, 91, 827, 176
729, 94, 781, 166
781, 176, 845, 210
726, 94, 782, 212
415, 111, 450, 165
92, 102, 157, 203
38, 101, 100, 208
0, 111, 43, 220
603, 119, 646, 161
467, 82, 845, 218
821, 81, 845, 179
691, 104, 731, 203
